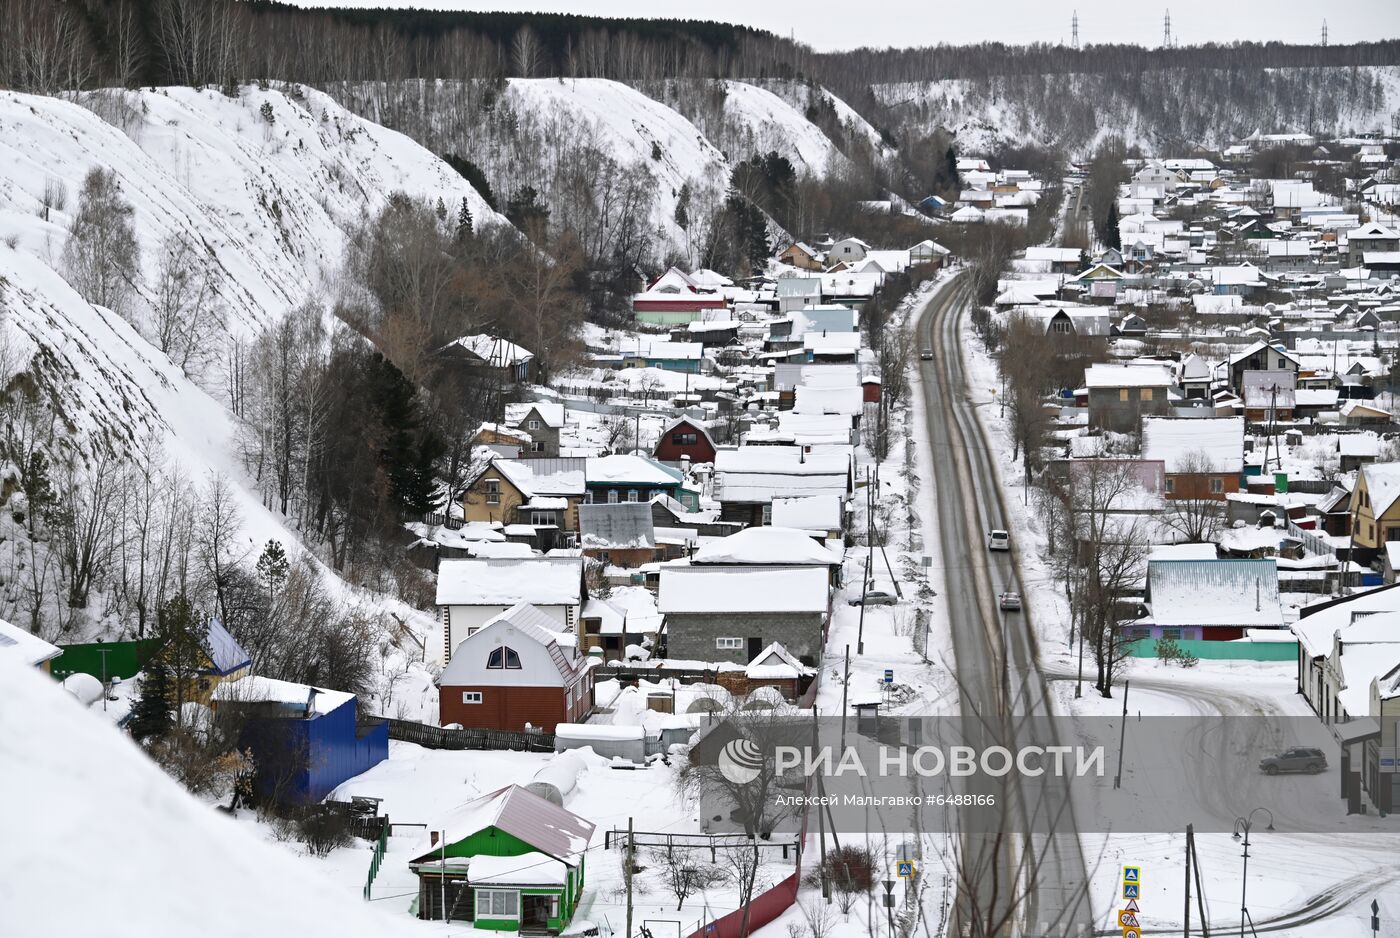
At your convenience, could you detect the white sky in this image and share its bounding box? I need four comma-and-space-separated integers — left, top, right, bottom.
286, 1, 1400, 51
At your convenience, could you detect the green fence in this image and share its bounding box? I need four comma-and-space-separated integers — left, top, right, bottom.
49, 639, 162, 681
1127, 638, 1298, 661
364, 824, 390, 900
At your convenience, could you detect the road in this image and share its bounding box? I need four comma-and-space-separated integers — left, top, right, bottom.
916, 272, 1093, 937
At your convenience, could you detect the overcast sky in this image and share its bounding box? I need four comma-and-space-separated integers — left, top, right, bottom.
287, 0, 1399, 50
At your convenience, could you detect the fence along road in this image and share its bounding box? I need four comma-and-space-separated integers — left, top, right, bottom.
916, 272, 1093, 937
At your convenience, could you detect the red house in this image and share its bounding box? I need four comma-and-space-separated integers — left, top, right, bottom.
437, 603, 593, 732
653, 416, 717, 465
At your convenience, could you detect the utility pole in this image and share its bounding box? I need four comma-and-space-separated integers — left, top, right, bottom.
840, 644, 852, 748
814, 707, 829, 901
1113, 679, 1130, 789
440, 828, 448, 922
857, 551, 872, 655
1183, 823, 1193, 938
1321, 19, 1328, 46
625, 816, 634, 938
98, 648, 111, 711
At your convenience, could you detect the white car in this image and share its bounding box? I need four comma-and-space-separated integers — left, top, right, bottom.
988, 529, 1010, 551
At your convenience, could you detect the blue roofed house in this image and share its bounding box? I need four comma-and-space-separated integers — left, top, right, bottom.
211, 675, 387, 804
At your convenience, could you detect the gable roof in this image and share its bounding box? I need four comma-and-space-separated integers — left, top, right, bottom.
436, 557, 582, 607
410, 785, 596, 867
746, 642, 813, 680
211, 675, 354, 717
586, 455, 681, 487
445, 334, 534, 367
692, 526, 841, 566
505, 402, 565, 429
202, 619, 251, 676
1360, 463, 1400, 518
1228, 341, 1298, 367
658, 415, 716, 452
440, 603, 582, 684
490, 458, 587, 498
1084, 363, 1174, 389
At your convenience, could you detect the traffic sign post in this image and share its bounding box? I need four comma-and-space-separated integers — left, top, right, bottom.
1372, 898, 1381, 935
897, 861, 915, 878
883, 669, 894, 684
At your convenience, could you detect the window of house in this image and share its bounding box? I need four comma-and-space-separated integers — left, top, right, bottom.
1164, 478, 1175, 494
1052, 320, 1071, 334
627, 489, 640, 503
583, 491, 594, 504
1126, 628, 1152, 642
485, 479, 500, 505
531, 441, 545, 453
1119, 388, 1130, 401
462, 691, 483, 704
477, 890, 519, 918
1161, 628, 1183, 641
1387, 528, 1400, 542
607, 490, 619, 504
716, 637, 743, 650
1139, 388, 1154, 401
487, 646, 522, 669
527, 419, 540, 430
673, 431, 698, 445
761, 503, 773, 525
531, 511, 554, 527
1210, 478, 1224, 494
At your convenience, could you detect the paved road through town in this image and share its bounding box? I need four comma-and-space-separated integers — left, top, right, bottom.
915, 272, 1093, 937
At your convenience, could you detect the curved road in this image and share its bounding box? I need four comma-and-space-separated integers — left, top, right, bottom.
916, 273, 1092, 937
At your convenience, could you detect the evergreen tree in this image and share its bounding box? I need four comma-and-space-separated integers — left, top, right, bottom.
128, 664, 174, 742
1102, 202, 1122, 252
434, 197, 448, 222
442, 153, 498, 212
944, 146, 961, 195
674, 183, 691, 231
455, 197, 474, 242
156, 594, 210, 724
368, 354, 443, 515
505, 184, 549, 234
255, 540, 290, 601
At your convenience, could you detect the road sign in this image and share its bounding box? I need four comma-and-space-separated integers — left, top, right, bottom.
883, 879, 895, 894
883, 669, 894, 684
1118, 911, 1139, 928
897, 861, 915, 878
1373, 898, 1381, 933
1123, 866, 1141, 883
1123, 899, 1140, 913
1123, 930, 1140, 938
1123, 883, 1140, 900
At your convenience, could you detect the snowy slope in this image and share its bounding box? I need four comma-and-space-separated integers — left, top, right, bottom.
751, 79, 892, 157
874, 66, 1400, 155
0, 85, 506, 337
0, 655, 427, 938
694, 80, 848, 174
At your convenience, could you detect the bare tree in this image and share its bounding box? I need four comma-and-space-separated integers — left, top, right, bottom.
62, 168, 141, 321
151, 230, 224, 377
1161, 451, 1224, 543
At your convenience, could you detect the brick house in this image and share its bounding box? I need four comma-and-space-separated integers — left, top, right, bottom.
657, 565, 830, 665
1084, 363, 1174, 433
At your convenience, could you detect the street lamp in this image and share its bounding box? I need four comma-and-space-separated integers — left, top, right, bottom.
1232, 807, 1276, 937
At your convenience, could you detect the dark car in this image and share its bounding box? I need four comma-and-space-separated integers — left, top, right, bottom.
849, 590, 898, 606
1259, 747, 1327, 775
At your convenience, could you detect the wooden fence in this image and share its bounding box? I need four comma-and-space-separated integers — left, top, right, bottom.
382, 716, 555, 752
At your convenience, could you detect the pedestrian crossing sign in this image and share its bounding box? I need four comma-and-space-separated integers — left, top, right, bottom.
1123, 866, 1140, 883
897, 861, 915, 878
1123, 883, 1140, 899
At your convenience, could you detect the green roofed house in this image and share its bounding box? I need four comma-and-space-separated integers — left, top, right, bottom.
409, 784, 596, 931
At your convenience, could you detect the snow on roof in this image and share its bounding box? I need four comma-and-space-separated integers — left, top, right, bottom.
1228, 341, 1298, 366
447, 334, 534, 366
582, 597, 628, 635
436, 557, 582, 606
211, 675, 354, 717
505, 402, 566, 428
714, 448, 849, 476
1084, 363, 1174, 388
493, 457, 586, 497
1142, 417, 1244, 473
441, 603, 582, 683
1341, 400, 1392, 419
1150, 543, 1218, 561
1193, 294, 1243, 314
0, 618, 60, 667
469, 852, 570, 887
746, 642, 813, 679
692, 526, 840, 566
771, 494, 844, 531
1212, 264, 1265, 286
1338, 433, 1381, 458
579, 502, 656, 550
586, 455, 681, 487
2, 656, 432, 938
555, 723, 646, 741
793, 384, 864, 416
1293, 594, 1400, 658
1361, 463, 1400, 518
658, 565, 829, 614
1026, 247, 1083, 263
803, 331, 862, 352
1147, 560, 1282, 628
411, 785, 595, 867
622, 340, 703, 361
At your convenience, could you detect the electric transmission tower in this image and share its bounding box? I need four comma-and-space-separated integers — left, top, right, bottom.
1072, 10, 1079, 48
1321, 20, 1328, 46
1163, 9, 1173, 48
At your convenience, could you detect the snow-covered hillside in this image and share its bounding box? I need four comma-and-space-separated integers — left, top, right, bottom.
0, 655, 426, 937
874, 65, 1400, 155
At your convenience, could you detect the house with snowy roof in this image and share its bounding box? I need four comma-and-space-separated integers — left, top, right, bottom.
578, 502, 657, 569
778, 241, 825, 271
461, 457, 586, 544
658, 565, 830, 665
653, 415, 717, 466
1345, 222, 1400, 267
583, 455, 684, 507
437, 603, 593, 732
408, 784, 596, 929
1141, 416, 1244, 500
1084, 363, 1175, 432
632, 266, 728, 326
504, 402, 566, 457
435, 557, 585, 666
0, 618, 59, 671
712, 446, 852, 526
1348, 462, 1400, 563
1135, 558, 1283, 642
439, 334, 536, 385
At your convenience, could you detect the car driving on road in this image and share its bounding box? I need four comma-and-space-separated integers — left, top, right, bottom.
920, 348, 934, 360
1259, 747, 1327, 775
849, 590, 897, 606
998, 591, 1022, 611
988, 529, 1010, 551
